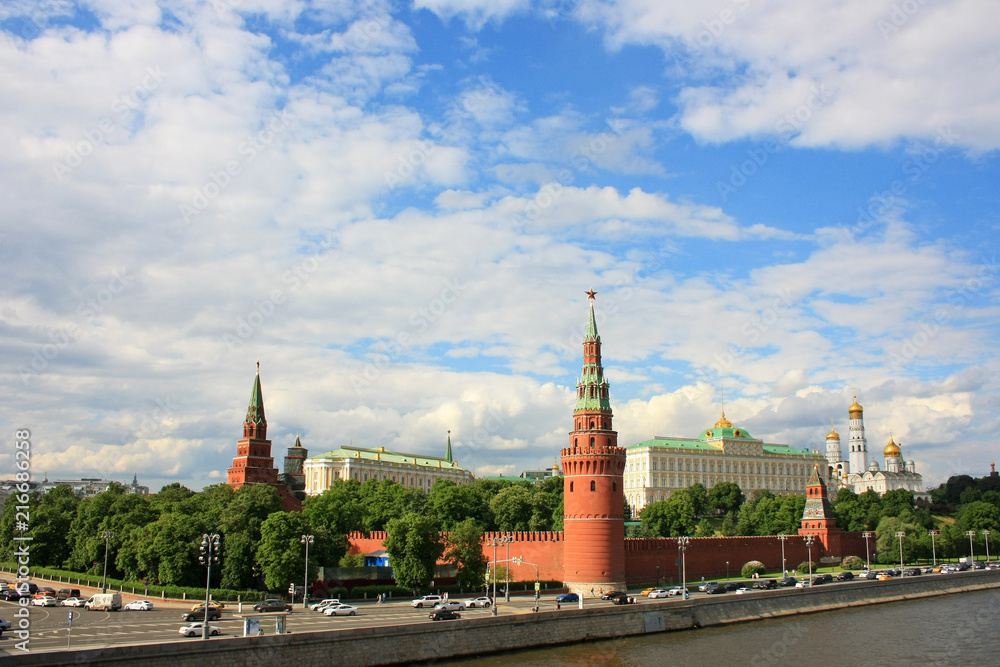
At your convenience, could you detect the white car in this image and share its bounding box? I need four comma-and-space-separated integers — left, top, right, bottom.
59, 597, 86, 607
310, 598, 340, 611
795, 581, 811, 588
647, 589, 669, 599
433, 601, 464, 611
322, 603, 358, 616
411, 595, 443, 608
124, 600, 154, 611
735, 587, 753, 595
179, 622, 220, 637
666, 587, 688, 597
463, 596, 492, 608
31, 596, 57, 607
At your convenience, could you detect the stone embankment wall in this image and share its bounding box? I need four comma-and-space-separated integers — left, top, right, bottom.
18, 570, 1000, 667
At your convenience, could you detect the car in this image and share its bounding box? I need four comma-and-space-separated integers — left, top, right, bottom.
753, 579, 777, 590
428, 608, 461, 621
706, 585, 728, 594
190, 600, 226, 611
310, 598, 340, 611
0, 618, 10, 637
905, 568, 923, 577
860, 570, 878, 580
812, 574, 833, 585
253, 599, 291, 613
647, 589, 669, 599
735, 587, 753, 594
0, 589, 21, 602
666, 587, 688, 597
877, 573, 892, 581
607, 592, 630, 604
702, 582, 722, 593
462, 596, 492, 608
411, 595, 443, 608
60, 597, 87, 607
433, 601, 464, 611
179, 622, 220, 637
56, 588, 81, 600
34, 587, 57, 598
779, 577, 798, 587
20, 583, 38, 595
639, 587, 656, 596
322, 603, 359, 616
794, 581, 810, 588
555, 593, 579, 603
124, 600, 154, 611
601, 590, 626, 600
31, 596, 57, 607
182, 607, 221, 622
836, 572, 854, 581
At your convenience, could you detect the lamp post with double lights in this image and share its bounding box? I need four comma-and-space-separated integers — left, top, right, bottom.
983, 530, 991, 564
486, 535, 511, 616
929, 530, 940, 567
300, 534, 314, 609
803, 535, 815, 586
895, 531, 906, 576
100, 530, 114, 593
862, 531, 875, 571
198, 533, 221, 640
778, 534, 790, 575
677, 537, 690, 599
967, 530, 977, 564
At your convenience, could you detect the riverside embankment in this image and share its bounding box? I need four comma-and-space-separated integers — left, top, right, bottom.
10, 569, 1000, 667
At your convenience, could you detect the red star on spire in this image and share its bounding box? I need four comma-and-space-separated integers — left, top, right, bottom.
585, 288, 597, 300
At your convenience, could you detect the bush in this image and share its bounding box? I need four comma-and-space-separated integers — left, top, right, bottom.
741, 560, 766, 578
841, 555, 865, 570
797, 561, 817, 574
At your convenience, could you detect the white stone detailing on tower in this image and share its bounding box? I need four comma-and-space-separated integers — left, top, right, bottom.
847, 394, 868, 476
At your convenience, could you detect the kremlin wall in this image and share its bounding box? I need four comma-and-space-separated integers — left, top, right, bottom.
231, 294, 878, 591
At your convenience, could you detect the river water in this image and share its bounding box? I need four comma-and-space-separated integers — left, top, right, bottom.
444, 588, 1000, 666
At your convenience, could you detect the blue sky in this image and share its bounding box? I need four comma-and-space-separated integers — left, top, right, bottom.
1, 0, 998, 492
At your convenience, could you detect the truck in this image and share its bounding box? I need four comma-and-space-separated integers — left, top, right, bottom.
84, 593, 122, 611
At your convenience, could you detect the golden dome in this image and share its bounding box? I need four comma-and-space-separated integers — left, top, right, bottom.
826, 426, 840, 440
848, 394, 863, 417
714, 410, 733, 429
883, 435, 901, 458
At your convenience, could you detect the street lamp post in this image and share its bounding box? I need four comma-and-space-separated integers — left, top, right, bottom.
725, 560, 729, 581
485, 536, 511, 616
656, 563, 659, 585
100, 530, 114, 593
929, 530, 940, 567
862, 531, 875, 571
778, 535, 789, 575
967, 530, 977, 564
504, 537, 512, 602
804, 536, 815, 586
198, 533, 221, 641
300, 534, 314, 610
895, 531, 906, 576
983, 530, 991, 564
677, 537, 690, 599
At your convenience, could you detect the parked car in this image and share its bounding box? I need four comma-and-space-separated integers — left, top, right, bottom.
411, 595, 443, 608
60, 597, 86, 607
124, 600, 154, 611
607, 592, 630, 604
666, 587, 688, 597
735, 587, 753, 594
56, 588, 81, 601
433, 601, 464, 612
0, 618, 11, 637
836, 572, 854, 581
812, 574, 834, 585
860, 570, 878, 580
428, 608, 461, 621
310, 598, 340, 611
794, 581, 811, 588
31, 596, 57, 607
182, 606, 222, 622
647, 589, 669, 599
905, 568, 923, 576
0, 589, 21, 602
322, 604, 358, 616
179, 622, 219, 637
706, 585, 728, 595
779, 577, 798, 587
601, 590, 626, 600
34, 587, 57, 598
639, 587, 656, 596
877, 573, 893, 581
252, 599, 291, 613
753, 579, 777, 589
463, 596, 492, 608
702, 582, 722, 593
555, 593, 579, 603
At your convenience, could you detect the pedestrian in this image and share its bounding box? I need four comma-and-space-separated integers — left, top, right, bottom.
590, 587, 595, 598
557, 601, 561, 610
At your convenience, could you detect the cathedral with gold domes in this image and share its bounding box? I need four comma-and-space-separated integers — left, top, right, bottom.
824, 394, 929, 501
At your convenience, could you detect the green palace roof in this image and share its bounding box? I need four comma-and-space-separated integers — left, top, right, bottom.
626, 412, 816, 457
312, 446, 467, 470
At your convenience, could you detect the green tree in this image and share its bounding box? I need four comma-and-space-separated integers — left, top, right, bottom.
359, 479, 426, 533
383, 514, 444, 590
219, 484, 283, 589
426, 480, 491, 530
880, 489, 915, 518
444, 519, 488, 588
695, 518, 715, 537
28, 484, 80, 567
257, 511, 313, 591
303, 479, 365, 535
959, 501, 1000, 533
707, 482, 745, 515
490, 485, 534, 531
640, 493, 697, 537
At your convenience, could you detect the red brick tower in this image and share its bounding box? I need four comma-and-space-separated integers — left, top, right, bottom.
227, 362, 279, 488
561, 290, 626, 596
799, 463, 842, 557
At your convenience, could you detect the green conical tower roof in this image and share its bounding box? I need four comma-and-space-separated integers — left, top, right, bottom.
445, 431, 453, 463
245, 362, 266, 428
585, 296, 599, 341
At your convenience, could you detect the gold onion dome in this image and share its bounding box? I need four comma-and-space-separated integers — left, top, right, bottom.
884, 435, 901, 458
848, 394, 863, 417
826, 426, 840, 440
714, 410, 733, 429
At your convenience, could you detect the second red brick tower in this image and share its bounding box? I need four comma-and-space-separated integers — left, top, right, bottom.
561, 291, 626, 596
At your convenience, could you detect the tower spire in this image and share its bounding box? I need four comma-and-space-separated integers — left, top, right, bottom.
445, 430, 453, 463
244, 363, 267, 439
